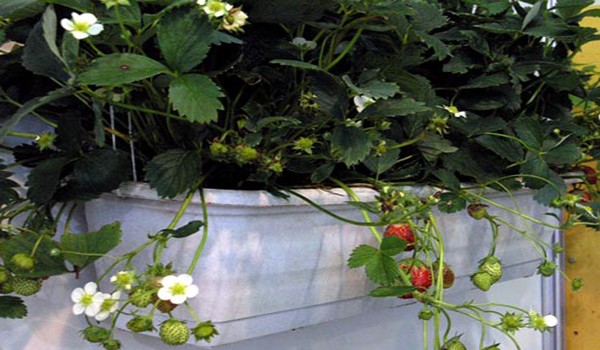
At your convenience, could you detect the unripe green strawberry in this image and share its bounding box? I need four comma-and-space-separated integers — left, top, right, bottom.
0, 267, 9, 284
478, 256, 502, 282
209, 141, 229, 157
129, 288, 154, 308
443, 336, 467, 350
571, 278, 584, 292
537, 261, 557, 277
500, 312, 525, 333
471, 272, 494, 292
0, 280, 14, 294
82, 326, 111, 343
467, 203, 489, 220
126, 316, 154, 333
159, 319, 190, 346
11, 253, 35, 271
235, 145, 258, 163
11, 276, 42, 296
418, 308, 433, 320
192, 321, 219, 342
102, 339, 121, 350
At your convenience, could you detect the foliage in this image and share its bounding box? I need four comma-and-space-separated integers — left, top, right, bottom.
0, 0, 599, 348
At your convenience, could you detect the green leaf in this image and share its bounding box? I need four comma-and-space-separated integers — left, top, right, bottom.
348, 244, 378, 268
331, 126, 372, 166
475, 135, 524, 162
411, 1, 446, 32
554, 0, 593, 19
0, 0, 44, 21
61, 222, 122, 269
45, 0, 93, 12
417, 135, 458, 162
41, 5, 63, 63
0, 233, 68, 278
310, 162, 335, 183
369, 286, 417, 298
360, 98, 430, 117
533, 170, 566, 205
543, 143, 581, 165
520, 153, 550, 189
25, 157, 70, 205
158, 8, 213, 73
168, 74, 224, 123
145, 149, 203, 198
522, 0, 544, 30
362, 148, 400, 175
432, 169, 460, 192
103, 1, 141, 27
342, 76, 399, 100
78, 53, 170, 86
366, 253, 401, 285
172, 221, 204, 238
513, 118, 543, 149
461, 73, 509, 89
438, 192, 467, 213
418, 32, 450, 60
380, 236, 408, 256
0, 296, 27, 319
22, 21, 69, 81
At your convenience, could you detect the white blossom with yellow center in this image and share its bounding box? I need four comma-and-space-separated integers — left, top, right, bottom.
197, 0, 233, 18
157, 274, 199, 305
94, 291, 122, 321
71, 282, 104, 317
222, 8, 248, 32
60, 12, 104, 40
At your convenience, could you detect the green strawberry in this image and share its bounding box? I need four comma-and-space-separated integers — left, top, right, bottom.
0, 267, 9, 284
159, 319, 190, 346
126, 316, 154, 333
102, 339, 121, 350
479, 256, 503, 282
418, 308, 433, 320
82, 326, 111, 343
11, 276, 42, 296
471, 272, 494, 292
129, 288, 154, 308
467, 204, 489, 220
537, 261, 557, 277
443, 336, 467, 350
11, 253, 35, 272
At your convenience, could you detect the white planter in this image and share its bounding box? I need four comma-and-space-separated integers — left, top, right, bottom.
84, 183, 559, 347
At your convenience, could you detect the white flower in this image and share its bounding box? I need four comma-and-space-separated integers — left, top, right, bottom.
291, 37, 317, 51
353, 95, 376, 113
71, 282, 104, 317
157, 274, 199, 305
533, 70, 540, 77
110, 270, 135, 290
199, 0, 233, 18
94, 291, 121, 321
543, 314, 558, 328
60, 12, 104, 40
222, 8, 248, 32
442, 105, 467, 118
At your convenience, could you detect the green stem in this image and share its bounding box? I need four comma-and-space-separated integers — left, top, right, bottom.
331, 178, 382, 242
186, 189, 209, 275
324, 27, 364, 71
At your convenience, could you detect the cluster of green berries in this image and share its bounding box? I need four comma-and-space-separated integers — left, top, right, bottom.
471, 256, 503, 292
0, 255, 44, 297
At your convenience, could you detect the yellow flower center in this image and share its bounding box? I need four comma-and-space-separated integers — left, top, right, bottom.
170, 283, 186, 296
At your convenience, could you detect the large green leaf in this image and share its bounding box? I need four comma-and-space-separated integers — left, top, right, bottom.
145, 149, 203, 198
61, 222, 122, 269
78, 53, 170, 86
360, 98, 430, 117
513, 117, 543, 149
543, 143, 581, 165
0, 296, 27, 319
0, 169, 19, 205
331, 126, 372, 166
25, 157, 70, 205
158, 8, 213, 73
555, 0, 594, 19
520, 153, 550, 189
475, 134, 524, 162
22, 22, 69, 81
461, 73, 510, 90
168, 74, 224, 123
0, 233, 68, 278
342, 76, 399, 100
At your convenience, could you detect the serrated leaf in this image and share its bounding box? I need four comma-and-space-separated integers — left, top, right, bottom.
543, 143, 581, 165
380, 236, 408, 257
61, 222, 122, 268
365, 253, 401, 285
25, 157, 70, 205
369, 286, 417, 298
362, 148, 400, 175
417, 135, 458, 162
461, 73, 510, 90
0, 169, 19, 205
331, 125, 371, 166
360, 98, 430, 117
78, 53, 170, 86
533, 170, 566, 205
514, 118, 543, 149
145, 149, 203, 198
172, 221, 204, 238
158, 8, 213, 72
475, 134, 524, 162
438, 192, 467, 213
520, 153, 550, 189
0, 233, 68, 278
0, 296, 27, 319
342, 76, 399, 100
347, 244, 379, 268
418, 32, 450, 60
432, 169, 460, 192
169, 74, 224, 123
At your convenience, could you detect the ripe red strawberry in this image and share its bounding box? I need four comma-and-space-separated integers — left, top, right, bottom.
384, 224, 415, 251
399, 259, 432, 299
581, 165, 598, 184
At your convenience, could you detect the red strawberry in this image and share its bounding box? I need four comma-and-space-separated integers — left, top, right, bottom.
399, 259, 432, 299
581, 165, 597, 185
384, 224, 415, 251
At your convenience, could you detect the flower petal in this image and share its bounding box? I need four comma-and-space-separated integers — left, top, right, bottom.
83, 282, 97, 294
95, 311, 109, 321
170, 294, 186, 305
185, 285, 199, 299
71, 288, 84, 302
60, 19, 74, 31
72, 303, 85, 315
78, 13, 98, 25
157, 287, 172, 301
72, 31, 90, 40
178, 274, 193, 286
160, 275, 177, 287
87, 24, 104, 36
84, 304, 100, 317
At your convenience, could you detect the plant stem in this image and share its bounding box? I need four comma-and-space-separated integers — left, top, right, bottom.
186, 189, 209, 275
